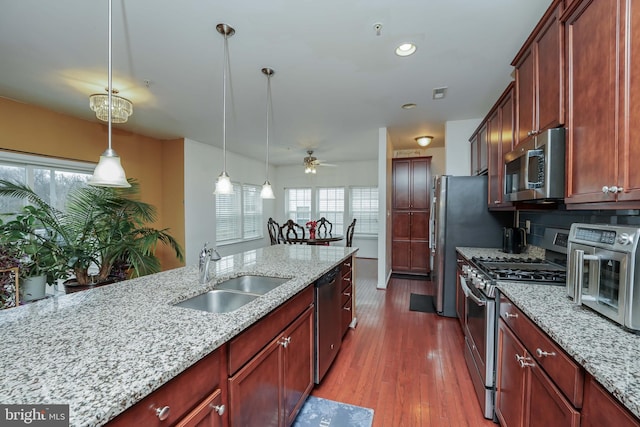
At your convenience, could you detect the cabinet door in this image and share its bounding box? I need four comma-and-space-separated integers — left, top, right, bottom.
496, 321, 527, 427
565, 0, 618, 204
391, 240, 411, 271
228, 338, 282, 427
478, 123, 488, 174
176, 389, 224, 427
409, 241, 430, 274
470, 136, 479, 175
527, 364, 580, 427
283, 307, 314, 426
410, 158, 430, 209
392, 159, 411, 209
536, 2, 564, 133
487, 108, 502, 206
516, 48, 536, 144
582, 375, 640, 427
392, 212, 411, 240
410, 212, 429, 241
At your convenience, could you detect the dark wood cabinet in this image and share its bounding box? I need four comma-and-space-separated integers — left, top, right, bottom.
582, 375, 640, 427
470, 123, 488, 176
513, 0, 564, 145
496, 321, 527, 427
487, 83, 515, 209
564, 0, 640, 206
340, 258, 353, 336
176, 389, 225, 427
228, 287, 314, 427
391, 157, 431, 274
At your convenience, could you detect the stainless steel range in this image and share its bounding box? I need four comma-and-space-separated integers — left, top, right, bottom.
457, 228, 569, 419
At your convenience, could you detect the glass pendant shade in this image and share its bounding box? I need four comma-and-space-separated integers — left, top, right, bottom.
215, 171, 233, 195
89, 92, 133, 123
260, 180, 275, 199
88, 148, 130, 187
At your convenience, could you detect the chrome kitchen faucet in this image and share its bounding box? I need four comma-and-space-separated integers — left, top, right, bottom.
199, 242, 221, 284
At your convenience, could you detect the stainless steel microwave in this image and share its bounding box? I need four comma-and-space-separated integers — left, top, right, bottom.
503, 128, 565, 202
567, 223, 640, 332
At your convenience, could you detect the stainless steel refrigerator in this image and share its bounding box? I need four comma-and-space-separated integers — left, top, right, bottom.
430, 175, 511, 317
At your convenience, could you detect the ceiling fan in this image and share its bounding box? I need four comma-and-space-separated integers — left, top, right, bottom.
303, 150, 336, 174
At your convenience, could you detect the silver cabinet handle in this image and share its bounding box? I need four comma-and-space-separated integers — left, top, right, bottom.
504, 312, 518, 319
343, 292, 351, 297
210, 404, 225, 416
516, 354, 534, 368
602, 185, 624, 194
153, 405, 170, 421
343, 306, 351, 311
280, 336, 291, 348
343, 277, 351, 282
536, 348, 556, 358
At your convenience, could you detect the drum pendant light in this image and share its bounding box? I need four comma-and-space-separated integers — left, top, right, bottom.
260, 68, 275, 199
214, 23, 235, 195
88, 0, 131, 188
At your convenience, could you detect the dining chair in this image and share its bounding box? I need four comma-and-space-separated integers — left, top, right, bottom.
317, 217, 333, 234
279, 220, 306, 244
267, 218, 280, 245
345, 218, 357, 247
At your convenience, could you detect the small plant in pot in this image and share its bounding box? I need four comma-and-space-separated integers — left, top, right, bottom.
0, 205, 68, 301
0, 179, 184, 292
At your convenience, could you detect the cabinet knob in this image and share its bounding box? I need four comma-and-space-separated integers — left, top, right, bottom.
343, 277, 351, 282
280, 336, 291, 348
343, 306, 351, 311
602, 185, 623, 194
515, 354, 534, 368
503, 312, 518, 319
535, 348, 556, 358
152, 405, 171, 421
343, 292, 351, 297
494, 200, 500, 204
210, 404, 225, 416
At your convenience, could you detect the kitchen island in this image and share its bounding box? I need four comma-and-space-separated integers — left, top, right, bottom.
0, 244, 357, 426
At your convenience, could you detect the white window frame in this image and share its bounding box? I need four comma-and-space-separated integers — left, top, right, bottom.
349, 186, 379, 236
284, 188, 312, 226
316, 187, 345, 234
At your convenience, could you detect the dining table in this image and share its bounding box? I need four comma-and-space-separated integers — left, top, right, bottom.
288, 232, 343, 245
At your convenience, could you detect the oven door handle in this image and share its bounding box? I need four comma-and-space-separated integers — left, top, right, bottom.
460, 275, 486, 307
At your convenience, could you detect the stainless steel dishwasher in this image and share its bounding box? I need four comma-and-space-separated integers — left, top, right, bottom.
314, 265, 342, 384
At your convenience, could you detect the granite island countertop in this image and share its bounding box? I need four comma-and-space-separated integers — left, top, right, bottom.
456, 246, 640, 419
0, 244, 357, 427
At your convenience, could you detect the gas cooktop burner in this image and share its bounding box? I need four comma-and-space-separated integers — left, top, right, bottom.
471, 256, 566, 284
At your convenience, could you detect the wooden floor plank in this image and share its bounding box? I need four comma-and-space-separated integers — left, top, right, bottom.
311, 259, 496, 427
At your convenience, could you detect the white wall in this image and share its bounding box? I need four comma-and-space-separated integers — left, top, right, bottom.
184, 138, 277, 265
274, 158, 378, 258
378, 128, 393, 289
393, 146, 446, 178
444, 118, 482, 175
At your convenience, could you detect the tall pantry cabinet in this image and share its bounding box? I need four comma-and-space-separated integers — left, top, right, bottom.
391, 157, 431, 274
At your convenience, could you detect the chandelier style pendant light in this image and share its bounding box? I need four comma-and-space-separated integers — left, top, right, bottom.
88, 0, 131, 188
214, 23, 235, 195
89, 88, 133, 123
260, 68, 275, 199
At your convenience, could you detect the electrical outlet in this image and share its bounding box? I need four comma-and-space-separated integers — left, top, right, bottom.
525, 220, 531, 234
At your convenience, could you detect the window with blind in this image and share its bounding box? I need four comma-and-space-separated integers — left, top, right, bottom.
317, 187, 344, 234
216, 183, 264, 244
0, 153, 93, 214
350, 187, 378, 235
285, 188, 312, 226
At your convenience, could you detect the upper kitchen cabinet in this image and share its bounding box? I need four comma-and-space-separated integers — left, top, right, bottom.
512, 0, 564, 145
469, 122, 488, 176
487, 83, 516, 209
392, 158, 431, 210
564, 0, 640, 206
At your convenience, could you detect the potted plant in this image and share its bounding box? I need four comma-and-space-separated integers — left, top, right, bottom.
0, 245, 22, 308
0, 179, 184, 291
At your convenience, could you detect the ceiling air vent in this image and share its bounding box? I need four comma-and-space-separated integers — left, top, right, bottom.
432, 87, 448, 100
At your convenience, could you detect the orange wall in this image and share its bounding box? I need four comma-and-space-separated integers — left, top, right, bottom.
0, 97, 185, 270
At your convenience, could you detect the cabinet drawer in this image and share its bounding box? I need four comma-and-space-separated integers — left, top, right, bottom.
107, 348, 223, 427
499, 295, 584, 407
341, 258, 353, 277
342, 298, 352, 336
341, 271, 352, 291
341, 284, 352, 306
229, 285, 314, 376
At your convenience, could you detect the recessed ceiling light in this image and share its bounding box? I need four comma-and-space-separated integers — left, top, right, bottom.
401, 103, 417, 109
433, 87, 448, 100
415, 136, 433, 147
395, 43, 417, 57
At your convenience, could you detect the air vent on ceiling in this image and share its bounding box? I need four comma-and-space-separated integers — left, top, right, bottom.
432, 87, 448, 100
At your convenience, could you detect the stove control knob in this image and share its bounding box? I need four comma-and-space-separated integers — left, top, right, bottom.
618, 233, 633, 245
476, 279, 486, 290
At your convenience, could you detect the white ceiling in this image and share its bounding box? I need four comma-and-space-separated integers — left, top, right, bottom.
0, 0, 550, 166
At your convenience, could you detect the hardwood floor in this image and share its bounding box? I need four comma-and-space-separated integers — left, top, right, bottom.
311, 258, 497, 427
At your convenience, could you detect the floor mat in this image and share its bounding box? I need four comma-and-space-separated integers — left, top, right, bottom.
409, 293, 436, 313
293, 396, 374, 427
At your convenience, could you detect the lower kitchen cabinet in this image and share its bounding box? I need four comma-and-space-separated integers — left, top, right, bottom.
227, 287, 314, 427
106, 348, 227, 427
495, 321, 527, 426
341, 257, 354, 336
582, 375, 640, 427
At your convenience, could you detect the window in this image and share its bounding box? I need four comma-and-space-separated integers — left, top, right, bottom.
216, 183, 264, 245
285, 188, 311, 225
350, 187, 378, 235
0, 152, 93, 214
317, 187, 344, 234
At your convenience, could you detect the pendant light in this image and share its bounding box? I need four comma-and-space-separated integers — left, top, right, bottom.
88, 0, 131, 188
260, 68, 275, 199
214, 23, 235, 195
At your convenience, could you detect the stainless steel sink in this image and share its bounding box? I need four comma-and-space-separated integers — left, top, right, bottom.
174, 290, 259, 313
216, 275, 289, 295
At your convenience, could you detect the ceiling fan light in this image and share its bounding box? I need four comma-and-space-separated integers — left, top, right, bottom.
260, 180, 275, 199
